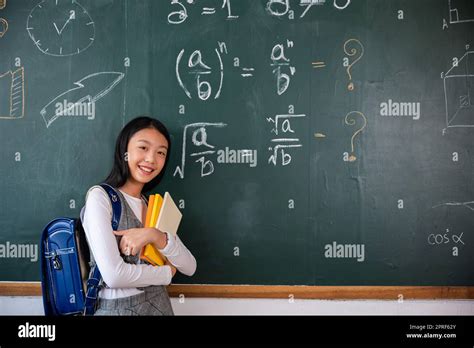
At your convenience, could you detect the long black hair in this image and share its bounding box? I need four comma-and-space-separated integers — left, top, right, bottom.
104, 116, 172, 194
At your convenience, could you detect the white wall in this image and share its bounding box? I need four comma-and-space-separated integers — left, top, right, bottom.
1, 296, 473, 315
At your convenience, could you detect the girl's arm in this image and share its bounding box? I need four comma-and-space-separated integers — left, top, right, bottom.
82, 187, 173, 288
157, 232, 197, 277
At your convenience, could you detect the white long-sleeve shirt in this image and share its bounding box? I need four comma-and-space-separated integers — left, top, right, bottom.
81, 186, 197, 299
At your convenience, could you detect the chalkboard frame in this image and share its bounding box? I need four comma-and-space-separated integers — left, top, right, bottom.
0, 283, 473, 299
1, 0, 473, 292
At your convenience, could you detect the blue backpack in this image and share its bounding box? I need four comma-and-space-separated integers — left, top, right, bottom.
40, 184, 121, 316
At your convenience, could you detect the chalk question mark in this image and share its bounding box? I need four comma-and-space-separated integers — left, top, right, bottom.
0, 18, 8, 38
0, 0, 7, 38
343, 39, 364, 91
344, 111, 367, 162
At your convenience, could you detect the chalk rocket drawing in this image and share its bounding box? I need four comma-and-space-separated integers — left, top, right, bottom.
0, 67, 25, 119
40, 72, 124, 128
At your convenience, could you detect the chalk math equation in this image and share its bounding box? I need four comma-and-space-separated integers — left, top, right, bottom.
166, 0, 351, 24
172, 33, 365, 178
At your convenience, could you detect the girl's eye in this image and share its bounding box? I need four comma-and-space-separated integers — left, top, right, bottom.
139, 146, 147, 150
158, 151, 167, 157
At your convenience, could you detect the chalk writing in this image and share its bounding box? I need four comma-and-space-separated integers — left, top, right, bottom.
176, 42, 255, 100
168, 0, 238, 25
174, 122, 228, 178
267, 111, 306, 166
176, 42, 226, 100
271, 40, 295, 96
266, 0, 351, 19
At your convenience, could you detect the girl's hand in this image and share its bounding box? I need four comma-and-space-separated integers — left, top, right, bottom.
113, 228, 166, 256
165, 259, 177, 277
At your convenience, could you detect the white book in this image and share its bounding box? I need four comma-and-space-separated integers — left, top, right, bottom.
155, 192, 182, 236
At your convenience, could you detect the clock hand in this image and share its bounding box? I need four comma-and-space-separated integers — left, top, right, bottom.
53, 22, 61, 35
58, 12, 74, 35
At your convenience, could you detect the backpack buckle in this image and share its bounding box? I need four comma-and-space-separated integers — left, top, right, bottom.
52, 255, 62, 270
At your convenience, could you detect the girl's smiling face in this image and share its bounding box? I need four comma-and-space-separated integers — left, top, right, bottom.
126, 127, 169, 186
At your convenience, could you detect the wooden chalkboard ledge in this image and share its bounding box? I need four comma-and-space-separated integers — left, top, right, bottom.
1, 282, 473, 299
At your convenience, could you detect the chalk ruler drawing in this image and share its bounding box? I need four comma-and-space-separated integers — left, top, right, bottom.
27, 0, 95, 57
40, 72, 124, 128
442, 51, 474, 130
448, 0, 474, 24
0, 67, 25, 120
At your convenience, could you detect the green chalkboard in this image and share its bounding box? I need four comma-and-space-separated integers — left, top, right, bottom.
0, 0, 473, 286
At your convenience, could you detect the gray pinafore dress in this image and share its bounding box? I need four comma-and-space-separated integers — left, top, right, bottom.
94, 188, 174, 316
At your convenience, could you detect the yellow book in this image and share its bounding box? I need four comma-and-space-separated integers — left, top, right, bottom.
140, 194, 166, 266
150, 194, 162, 228
144, 194, 155, 228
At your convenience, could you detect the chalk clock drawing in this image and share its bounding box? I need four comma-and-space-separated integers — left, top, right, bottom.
26, 0, 95, 57
443, 51, 474, 129
448, 0, 474, 24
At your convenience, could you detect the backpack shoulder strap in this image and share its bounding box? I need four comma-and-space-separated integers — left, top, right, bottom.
83, 183, 122, 315
99, 183, 122, 230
